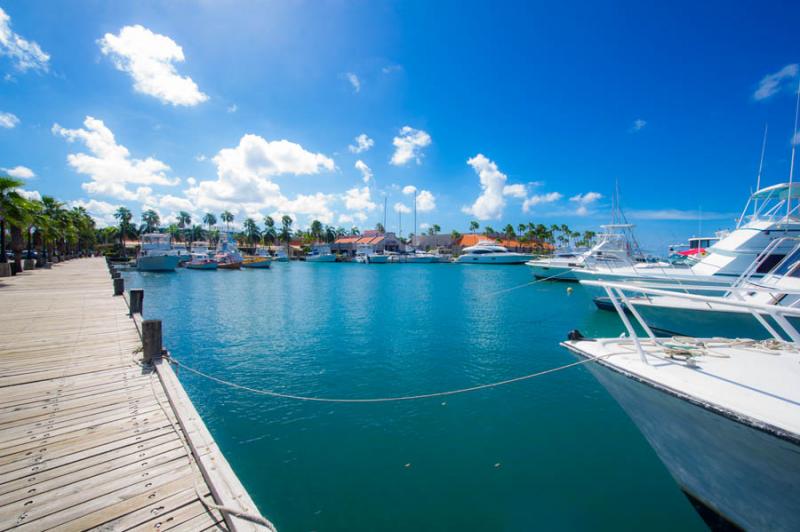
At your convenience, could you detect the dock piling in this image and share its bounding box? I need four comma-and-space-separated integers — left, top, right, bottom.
143, 319, 163, 363
113, 277, 124, 296
130, 288, 144, 315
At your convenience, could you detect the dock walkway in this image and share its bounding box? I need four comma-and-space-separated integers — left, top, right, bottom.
0, 258, 267, 531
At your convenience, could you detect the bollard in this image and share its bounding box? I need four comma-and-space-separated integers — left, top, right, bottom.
129, 289, 144, 315
112, 270, 121, 280
113, 277, 124, 296
142, 320, 163, 363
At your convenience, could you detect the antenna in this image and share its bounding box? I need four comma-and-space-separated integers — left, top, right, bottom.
754, 123, 768, 217
788, 79, 800, 220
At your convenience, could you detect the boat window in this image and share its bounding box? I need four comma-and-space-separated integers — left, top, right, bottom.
756, 253, 787, 274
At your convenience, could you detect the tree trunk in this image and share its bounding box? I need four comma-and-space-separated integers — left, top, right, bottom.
10, 225, 24, 270
0, 220, 6, 263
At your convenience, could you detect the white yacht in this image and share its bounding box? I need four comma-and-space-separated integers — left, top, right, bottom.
354, 244, 389, 263
389, 249, 439, 263
563, 280, 800, 530
573, 182, 800, 290
273, 247, 289, 262
306, 244, 336, 262
455, 241, 533, 264
598, 237, 800, 340
136, 234, 182, 272
526, 224, 650, 280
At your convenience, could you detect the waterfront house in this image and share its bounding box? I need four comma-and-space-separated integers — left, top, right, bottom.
412, 233, 456, 251
331, 230, 403, 257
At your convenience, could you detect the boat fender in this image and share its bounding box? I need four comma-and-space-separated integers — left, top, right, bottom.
566, 286, 573, 296
567, 329, 587, 341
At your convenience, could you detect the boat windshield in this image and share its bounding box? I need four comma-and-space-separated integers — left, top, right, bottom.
141, 234, 171, 250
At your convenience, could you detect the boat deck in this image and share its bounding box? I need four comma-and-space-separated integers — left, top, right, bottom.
0, 257, 267, 531
562, 338, 800, 437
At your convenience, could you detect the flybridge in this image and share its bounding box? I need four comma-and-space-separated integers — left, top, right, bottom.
738, 182, 800, 228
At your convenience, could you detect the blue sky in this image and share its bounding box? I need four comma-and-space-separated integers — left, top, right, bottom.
1, 0, 799, 250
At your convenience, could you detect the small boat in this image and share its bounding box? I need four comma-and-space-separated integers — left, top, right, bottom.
389, 249, 438, 263
215, 231, 244, 269
171, 242, 192, 264
273, 247, 289, 262
563, 279, 800, 530
185, 253, 218, 270
354, 244, 389, 263
455, 240, 533, 264
136, 234, 182, 272
306, 244, 336, 262
242, 256, 271, 268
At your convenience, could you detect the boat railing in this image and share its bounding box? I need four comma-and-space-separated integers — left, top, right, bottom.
581, 279, 800, 363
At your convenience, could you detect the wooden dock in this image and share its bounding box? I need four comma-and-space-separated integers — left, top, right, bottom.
0, 258, 269, 531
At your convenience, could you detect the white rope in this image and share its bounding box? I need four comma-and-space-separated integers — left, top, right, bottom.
166, 353, 608, 404
478, 269, 575, 298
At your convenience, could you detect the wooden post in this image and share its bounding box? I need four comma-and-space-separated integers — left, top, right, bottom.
142, 320, 162, 363
113, 277, 124, 296
129, 289, 144, 315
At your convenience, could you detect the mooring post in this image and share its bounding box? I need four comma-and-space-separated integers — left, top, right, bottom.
113, 277, 124, 296
130, 289, 144, 315
142, 319, 163, 363
111, 270, 121, 280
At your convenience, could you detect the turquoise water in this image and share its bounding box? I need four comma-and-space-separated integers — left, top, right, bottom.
125, 263, 706, 531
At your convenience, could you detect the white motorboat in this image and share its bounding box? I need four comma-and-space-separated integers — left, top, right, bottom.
306, 244, 336, 262
573, 182, 800, 290
596, 236, 800, 339
354, 244, 389, 264
563, 280, 800, 530
136, 234, 182, 272
389, 249, 439, 263
171, 242, 192, 263
455, 240, 533, 264
185, 252, 218, 270
273, 247, 289, 262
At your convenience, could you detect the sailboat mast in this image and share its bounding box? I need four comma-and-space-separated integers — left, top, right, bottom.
788, 80, 800, 220
383, 196, 387, 233
413, 190, 417, 246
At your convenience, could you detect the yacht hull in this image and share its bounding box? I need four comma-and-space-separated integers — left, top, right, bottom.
526, 263, 579, 281
573, 268, 734, 295
136, 255, 181, 272
185, 261, 217, 270
242, 259, 271, 268
574, 352, 800, 531
456, 254, 533, 264
306, 254, 336, 262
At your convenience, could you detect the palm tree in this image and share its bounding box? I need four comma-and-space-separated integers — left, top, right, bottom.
324, 225, 337, 244
40, 196, 65, 262
0, 176, 31, 268
141, 209, 160, 233
309, 220, 323, 243
113, 206, 133, 257
221, 210, 234, 230
503, 224, 516, 241
483, 225, 495, 237
262, 216, 276, 246
431, 224, 441, 234
469, 220, 479, 234
349, 226, 360, 236
451, 229, 462, 242
375, 222, 385, 234
165, 223, 181, 242
176, 211, 191, 242
279, 215, 293, 256
243, 217, 260, 247
190, 225, 206, 242
518, 224, 527, 240
202, 213, 217, 243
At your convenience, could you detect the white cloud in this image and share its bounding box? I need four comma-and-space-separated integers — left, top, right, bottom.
0, 8, 49, 72
345, 72, 360, 93
52, 116, 179, 201
2, 165, 34, 179
382, 64, 403, 74
416, 190, 436, 212
522, 192, 562, 213
503, 184, 527, 198
98, 25, 208, 106
195, 154, 207, 162
16, 188, 40, 201
391, 126, 431, 166
227, 104, 238, 113
342, 186, 376, 212
185, 134, 336, 223
754, 64, 799, 101
462, 154, 507, 220
348, 133, 374, 154
793, 132, 800, 146
402, 185, 416, 195
355, 160, 372, 183
70, 199, 121, 227
419, 222, 430, 230
630, 119, 647, 132
0, 111, 19, 128
570, 191, 602, 215
186, 177, 197, 185
393, 202, 411, 214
